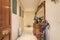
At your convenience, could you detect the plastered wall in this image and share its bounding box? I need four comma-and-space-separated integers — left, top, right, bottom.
24, 11, 35, 27
11, 14, 20, 40
46, 0, 60, 40
11, 0, 20, 40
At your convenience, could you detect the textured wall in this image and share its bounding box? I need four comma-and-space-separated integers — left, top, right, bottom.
46, 0, 60, 40
24, 11, 35, 27
11, 0, 20, 40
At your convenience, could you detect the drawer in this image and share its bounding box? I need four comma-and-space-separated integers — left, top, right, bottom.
2, 34, 9, 40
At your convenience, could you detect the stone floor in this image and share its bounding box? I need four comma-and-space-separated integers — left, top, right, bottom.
17, 27, 37, 40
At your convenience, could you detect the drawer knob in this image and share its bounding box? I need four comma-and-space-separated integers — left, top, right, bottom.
2, 30, 9, 35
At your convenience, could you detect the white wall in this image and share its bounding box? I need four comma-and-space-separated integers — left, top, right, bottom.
46, 0, 60, 40
11, 0, 20, 40
11, 14, 20, 40
24, 11, 35, 27
11, 0, 24, 40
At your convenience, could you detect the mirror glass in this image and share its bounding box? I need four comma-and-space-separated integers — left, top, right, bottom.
36, 6, 44, 21
34, 1, 45, 23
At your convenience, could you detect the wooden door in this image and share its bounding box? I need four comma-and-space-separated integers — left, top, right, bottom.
0, 0, 11, 40
1, 0, 11, 28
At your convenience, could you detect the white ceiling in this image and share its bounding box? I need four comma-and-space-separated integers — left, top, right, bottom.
20, 0, 40, 11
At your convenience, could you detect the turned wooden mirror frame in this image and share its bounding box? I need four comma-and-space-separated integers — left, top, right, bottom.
35, 1, 46, 23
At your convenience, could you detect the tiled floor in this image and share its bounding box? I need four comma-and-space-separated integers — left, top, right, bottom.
17, 27, 37, 40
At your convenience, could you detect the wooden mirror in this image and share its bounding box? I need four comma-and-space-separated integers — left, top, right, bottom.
33, 1, 46, 40
34, 1, 45, 23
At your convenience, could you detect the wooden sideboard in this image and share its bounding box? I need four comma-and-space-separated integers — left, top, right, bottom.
33, 22, 44, 40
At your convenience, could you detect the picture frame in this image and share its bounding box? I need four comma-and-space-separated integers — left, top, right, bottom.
21, 9, 24, 17
19, 7, 24, 17
12, 0, 17, 14
19, 7, 21, 16
51, 0, 59, 3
